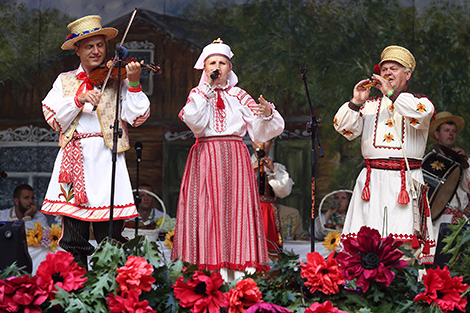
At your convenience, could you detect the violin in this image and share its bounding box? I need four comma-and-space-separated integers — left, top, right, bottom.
89, 58, 162, 86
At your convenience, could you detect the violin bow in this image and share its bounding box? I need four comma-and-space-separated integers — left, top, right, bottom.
98, 8, 138, 99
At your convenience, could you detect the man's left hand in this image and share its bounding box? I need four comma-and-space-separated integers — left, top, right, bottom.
126, 60, 143, 85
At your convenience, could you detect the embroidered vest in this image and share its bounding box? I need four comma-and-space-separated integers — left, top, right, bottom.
59, 71, 130, 152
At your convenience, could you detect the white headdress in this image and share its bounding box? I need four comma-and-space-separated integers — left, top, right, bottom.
195, 38, 238, 87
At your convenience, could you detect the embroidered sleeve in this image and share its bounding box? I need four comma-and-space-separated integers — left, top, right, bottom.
178, 86, 213, 136
393, 92, 434, 130
334, 101, 363, 141
121, 82, 151, 127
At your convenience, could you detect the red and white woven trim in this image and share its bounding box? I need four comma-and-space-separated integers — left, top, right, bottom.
362, 158, 422, 204
58, 132, 103, 205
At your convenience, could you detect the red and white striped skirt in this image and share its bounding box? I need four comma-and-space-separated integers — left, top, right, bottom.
171, 135, 269, 271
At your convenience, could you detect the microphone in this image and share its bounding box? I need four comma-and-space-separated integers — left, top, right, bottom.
135, 142, 143, 162
115, 44, 128, 59
210, 70, 220, 80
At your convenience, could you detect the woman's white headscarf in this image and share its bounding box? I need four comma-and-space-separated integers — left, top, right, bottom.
195, 38, 238, 87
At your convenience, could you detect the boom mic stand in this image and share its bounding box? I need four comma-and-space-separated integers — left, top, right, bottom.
300, 66, 324, 252
108, 45, 128, 239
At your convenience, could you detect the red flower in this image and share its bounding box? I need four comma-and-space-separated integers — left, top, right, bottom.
226, 278, 262, 313
301, 252, 345, 295
304, 301, 348, 313
336, 226, 408, 292
116, 256, 156, 296
107, 289, 156, 313
35, 250, 87, 299
246, 302, 293, 313
173, 271, 229, 313
414, 266, 468, 312
0, 275, 48, 313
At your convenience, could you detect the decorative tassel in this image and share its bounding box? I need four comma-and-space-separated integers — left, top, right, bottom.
423, 242, 431, 255
398, 189, 410, 204
361, 186, 370, 201
411, 234, 420, 249
216, 89, 225, 109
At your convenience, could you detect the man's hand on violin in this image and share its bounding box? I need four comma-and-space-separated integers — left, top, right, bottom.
126, 60, 143, 84
78, 90, 102, 106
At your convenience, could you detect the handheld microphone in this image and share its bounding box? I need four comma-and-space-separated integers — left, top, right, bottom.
210, 70, 220, 80
135, 142, 143, 162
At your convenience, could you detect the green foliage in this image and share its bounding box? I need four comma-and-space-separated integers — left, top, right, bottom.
0, 2, 72, 84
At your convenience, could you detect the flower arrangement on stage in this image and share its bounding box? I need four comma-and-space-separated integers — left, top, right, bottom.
26, 222, 62, 251
1, 220, 469, 313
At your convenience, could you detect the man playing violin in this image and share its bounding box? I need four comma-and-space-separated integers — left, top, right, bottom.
427, 112, 470, 261
334, 45, 435, 262
41, 15, 150, 267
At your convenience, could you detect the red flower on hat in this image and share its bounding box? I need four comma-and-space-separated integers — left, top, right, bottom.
226, 278, 262, 313
0, 275, 48, 313
414, 266, 468, 313
304, 301, 348, 313
374, 64, 381, 73
173, 271, 228, 313
300, 252, 345, 295
335, 226, 408, 293
116, 256, 155, 296
35, 250, 87, 299
107, 289, 156, 313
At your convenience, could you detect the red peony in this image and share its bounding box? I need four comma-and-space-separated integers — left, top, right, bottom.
35, 250, 87, 299
116, 256, 156, 296
173, 271, 229, 313
336, 226, 408, 292
226, 278, 262, 313
107, 289, 156, 313
414, 266, 468, 312
304, 301, 348, 313
301, 252, 345, 295
0, 275, 48, 313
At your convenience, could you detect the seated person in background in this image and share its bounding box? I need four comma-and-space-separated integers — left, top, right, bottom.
0, 184, 48, 230
126, 183, 171, 229
278, 204, 308, 240
252, 139, 294, 253
314, 190, 351, 240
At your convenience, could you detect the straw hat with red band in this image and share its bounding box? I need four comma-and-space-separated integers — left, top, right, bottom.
429, 111, 465, 141
373, 45, 416, 73
195, 38, 238, 87
61, 15, 118, 50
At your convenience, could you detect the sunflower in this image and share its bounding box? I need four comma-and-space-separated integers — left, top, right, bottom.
323, 231, 341, 251
49, 223, 62, 252
164, 229, 175, 248
26, 222, 43, 246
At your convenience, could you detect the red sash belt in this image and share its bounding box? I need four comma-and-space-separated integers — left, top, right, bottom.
59, 132, 103, 205
362, 158, 422, 204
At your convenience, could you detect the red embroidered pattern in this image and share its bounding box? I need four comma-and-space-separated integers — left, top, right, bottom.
59, 132, 103, 205
42, 103, 62, 132
132, 109, 150, 127
212, 90, 227, 133
372, 97, 405, 150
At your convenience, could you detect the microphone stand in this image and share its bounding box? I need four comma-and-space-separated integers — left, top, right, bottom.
134, 143, 142, 237
108, 46, 127, 239
300, 66, 324, 252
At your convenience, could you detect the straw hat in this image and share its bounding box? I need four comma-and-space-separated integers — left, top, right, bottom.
429, 111, 465, 141
379, 45, 416, 73
61, 15, 118, 50
194, 38, 238, 87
